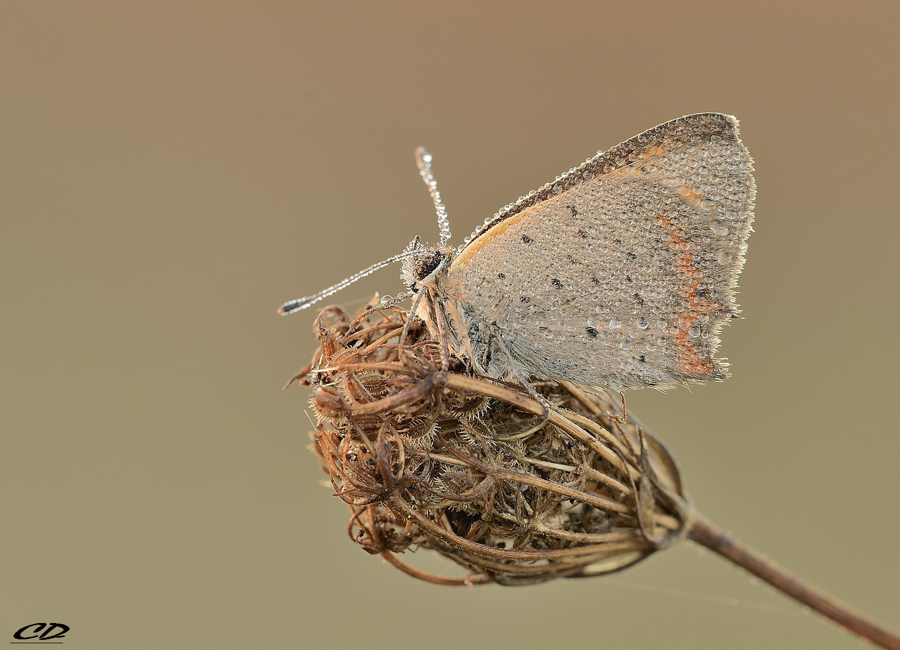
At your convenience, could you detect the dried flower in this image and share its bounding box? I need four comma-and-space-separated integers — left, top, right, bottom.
294, 301, 691, 585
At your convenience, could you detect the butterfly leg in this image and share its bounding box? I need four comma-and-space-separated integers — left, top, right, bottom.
398, 291, 426, 350
490, 334, 551, 422
430, 294, 453, 371
612, 390, 628, 425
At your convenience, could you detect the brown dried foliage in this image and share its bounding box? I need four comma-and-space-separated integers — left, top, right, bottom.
294, 301, 693, 586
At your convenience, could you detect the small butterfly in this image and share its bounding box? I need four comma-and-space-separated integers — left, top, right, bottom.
280, 113, 755, 390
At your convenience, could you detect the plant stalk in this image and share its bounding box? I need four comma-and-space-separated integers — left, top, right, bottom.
688, 513, 900, 650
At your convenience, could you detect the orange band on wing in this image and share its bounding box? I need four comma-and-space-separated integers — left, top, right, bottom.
656, 213, 720, 374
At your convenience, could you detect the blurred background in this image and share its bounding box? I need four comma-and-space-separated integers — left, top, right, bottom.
2, 2, 897, 648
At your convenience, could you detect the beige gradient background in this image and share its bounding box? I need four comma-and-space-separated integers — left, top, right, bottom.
2, 2, 898, 649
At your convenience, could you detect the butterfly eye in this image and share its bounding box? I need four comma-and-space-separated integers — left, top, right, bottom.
414, 250, 446, 281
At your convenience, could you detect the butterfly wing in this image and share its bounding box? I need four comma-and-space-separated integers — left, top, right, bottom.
445, 113, 755, 389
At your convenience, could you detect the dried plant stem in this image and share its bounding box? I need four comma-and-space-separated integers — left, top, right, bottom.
689, 514, 900, 650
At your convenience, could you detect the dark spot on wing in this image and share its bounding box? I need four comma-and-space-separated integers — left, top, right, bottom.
520, 296, 530, 303
586, 326, 598, 338
638, 355, 647, 363
551, 278, 562, 289
522, 235, 533, 244
626, 275, 633, 282
633, 292, 644, 306
626, 251, 637, 260
589, 276, 600, 285
498, 272, 506, 279
538, 326, 548, 332
567, 205, 577, 217
578, 229, 589, 238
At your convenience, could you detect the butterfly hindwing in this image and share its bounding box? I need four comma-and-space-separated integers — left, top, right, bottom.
446, 113, 755, 389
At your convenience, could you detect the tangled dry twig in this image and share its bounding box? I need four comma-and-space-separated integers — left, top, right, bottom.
295, 301, 691, 585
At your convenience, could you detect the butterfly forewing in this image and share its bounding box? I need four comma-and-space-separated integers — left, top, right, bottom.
445, 113, 755, 389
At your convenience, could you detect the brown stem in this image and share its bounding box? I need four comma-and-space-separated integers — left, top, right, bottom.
689, 513, 900, 650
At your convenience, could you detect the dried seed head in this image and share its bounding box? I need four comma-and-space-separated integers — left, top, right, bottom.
296, 299, 692, 586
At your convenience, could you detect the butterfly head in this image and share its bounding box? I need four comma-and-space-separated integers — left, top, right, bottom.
401, 236, 453, 294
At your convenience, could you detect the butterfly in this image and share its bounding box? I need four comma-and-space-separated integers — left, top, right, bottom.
280, 113, 755, 390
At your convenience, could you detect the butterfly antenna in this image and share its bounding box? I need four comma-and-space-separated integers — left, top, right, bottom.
415, 147, 452, 245
278, 251, 416, 315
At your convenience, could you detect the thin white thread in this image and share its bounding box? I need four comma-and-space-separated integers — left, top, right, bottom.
602, 576, 800, 618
